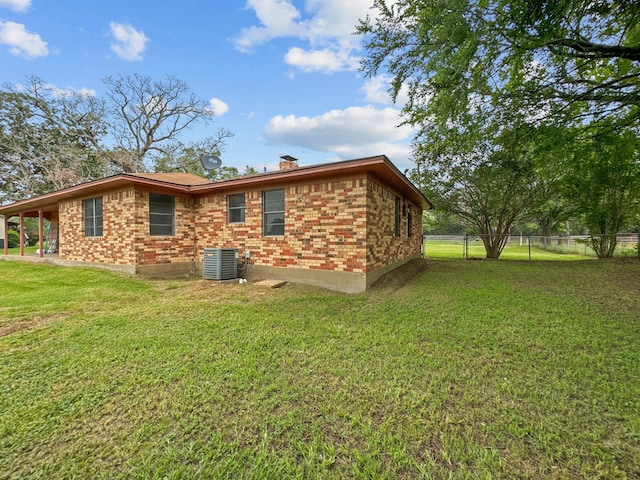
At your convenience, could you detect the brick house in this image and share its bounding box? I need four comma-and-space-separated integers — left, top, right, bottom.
0, 155, 431, 293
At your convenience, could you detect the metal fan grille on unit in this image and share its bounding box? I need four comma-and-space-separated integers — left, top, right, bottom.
203, 248, 238, 280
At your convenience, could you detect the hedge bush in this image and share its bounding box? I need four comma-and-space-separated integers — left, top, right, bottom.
7, 230, 20, 248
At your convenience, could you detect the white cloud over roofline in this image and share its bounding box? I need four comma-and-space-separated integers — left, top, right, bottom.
0, 20, 47, 58
264, 105, 415, 165
109, 22, 149, 62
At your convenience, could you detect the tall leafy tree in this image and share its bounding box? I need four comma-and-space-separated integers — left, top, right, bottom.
562, 127, 640, 257
1, 74, 230, 201
0, 77, 108, 202
418, 122, 559, 258
358, 0, 640, 258
358, 0, 640, 132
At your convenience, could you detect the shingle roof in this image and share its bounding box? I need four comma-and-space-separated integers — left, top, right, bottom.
0, 156, 432, 216
126, 172, 212, 186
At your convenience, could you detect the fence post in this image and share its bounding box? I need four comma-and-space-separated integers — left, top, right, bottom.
528, 236, 531, 261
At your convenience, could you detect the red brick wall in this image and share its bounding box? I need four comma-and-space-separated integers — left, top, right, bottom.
59, 188, 137, 265
57, 176, 422, 276
59, 188, 196, 267
195, 178, 368, 273
133, 191, 196, 266
366, 177, 423, 270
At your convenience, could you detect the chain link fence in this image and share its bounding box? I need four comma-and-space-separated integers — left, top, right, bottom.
423, 234, 640, 260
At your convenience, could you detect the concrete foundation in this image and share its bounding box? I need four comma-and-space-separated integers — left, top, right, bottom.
1, 254, 422, 294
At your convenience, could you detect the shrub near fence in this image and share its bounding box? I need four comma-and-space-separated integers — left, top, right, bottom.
423, 234, 640, 260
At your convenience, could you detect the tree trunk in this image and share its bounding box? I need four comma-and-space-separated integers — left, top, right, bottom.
592, 234, 617, 258
479, 231, 509, 259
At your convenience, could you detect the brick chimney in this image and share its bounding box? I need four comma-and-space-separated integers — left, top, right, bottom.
279, 155, 299, 170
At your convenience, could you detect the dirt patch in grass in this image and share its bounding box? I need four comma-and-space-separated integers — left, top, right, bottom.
148, 259, 435, 300
0, 313, 69, 337
370, 258, 432, 291
152, 277, 287, 305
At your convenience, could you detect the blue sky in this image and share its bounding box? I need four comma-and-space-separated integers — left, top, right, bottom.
0, 0, 416, 173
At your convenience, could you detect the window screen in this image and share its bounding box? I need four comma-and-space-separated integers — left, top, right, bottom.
149, 193, 175, 236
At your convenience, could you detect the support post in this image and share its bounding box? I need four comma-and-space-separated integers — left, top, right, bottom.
19, 212, 24, 256
39, 210, 44, 258
3, 216, 8, 255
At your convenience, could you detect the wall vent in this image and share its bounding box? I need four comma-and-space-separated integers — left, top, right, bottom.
203, 248, 238, 280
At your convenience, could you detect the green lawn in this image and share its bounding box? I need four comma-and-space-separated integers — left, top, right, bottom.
424, 239, 639, 260
1, 259, 639, 479
424, 241, 594, 260
4, 245, 39, 255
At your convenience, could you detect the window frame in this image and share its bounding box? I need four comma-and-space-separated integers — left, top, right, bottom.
227, 193, 246, 224
262, 189, 285, 237
149, 193, 175, 236
83, 196, 103, 237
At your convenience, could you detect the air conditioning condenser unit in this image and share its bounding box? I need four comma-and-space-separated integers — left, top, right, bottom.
203, 248, 238, 280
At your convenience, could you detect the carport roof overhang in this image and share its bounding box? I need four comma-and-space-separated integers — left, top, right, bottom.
0, 175, 194, 217
0, 155, 432, 217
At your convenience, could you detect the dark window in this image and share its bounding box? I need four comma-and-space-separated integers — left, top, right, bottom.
263, 189, 285, 236
394, 196, 401, 237
84, 197, 103, 237
149, 193, 174, 236
407, 204, 413, 237
227, 193, 246, 223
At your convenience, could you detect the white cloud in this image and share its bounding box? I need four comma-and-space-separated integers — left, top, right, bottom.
109, 22, 148, 61
234, 0, 304, 52
13, 81, 96, 98
0, 0, 30, 12
284, 46, 359, 73
303, 0, 375, 39
0, 21, 47, 58
50, 85, 96, 99
209, 97, 229, 116
362, 75, 410, 106
234, 0, 379, 74
264, 105, 415, 163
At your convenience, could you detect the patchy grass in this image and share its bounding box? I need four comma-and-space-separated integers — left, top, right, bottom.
0, 259, 639, 479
